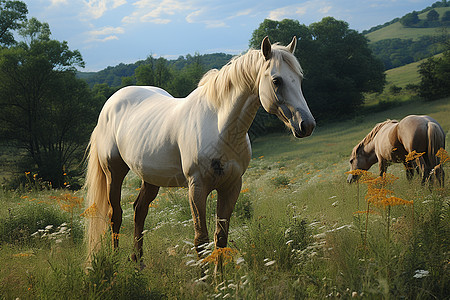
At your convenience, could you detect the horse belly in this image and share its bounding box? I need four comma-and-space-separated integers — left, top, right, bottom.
121, 141, 187, 187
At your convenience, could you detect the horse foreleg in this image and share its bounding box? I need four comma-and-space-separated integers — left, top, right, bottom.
132, 182, 159, 263
404, 161, 415, 181
215, 179, 242, 249
188, 178, 209, 258
378, 159, 388, 177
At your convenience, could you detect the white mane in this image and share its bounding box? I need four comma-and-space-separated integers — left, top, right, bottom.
198, 44, 303, 109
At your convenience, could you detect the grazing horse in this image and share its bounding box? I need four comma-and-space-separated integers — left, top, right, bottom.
347, 115, 445, 185
85, 37, 316, 264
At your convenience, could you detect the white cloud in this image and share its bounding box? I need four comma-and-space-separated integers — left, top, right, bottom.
85, 26, 125, 43
186, 7, 229, 28
268, 6, 293, 20
232, 9, 253, 18
82, 0, 127, 19
319, 6, 332, 14
268, 1, 334, 21
49, 0, 69, 6
123, 0, 193, 24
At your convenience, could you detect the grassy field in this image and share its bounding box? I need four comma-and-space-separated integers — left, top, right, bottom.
385, 60, 422, 87
366, 7, 450, 43
1, 97, 449, 299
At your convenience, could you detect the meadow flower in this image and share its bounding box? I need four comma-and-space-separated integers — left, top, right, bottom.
264, 259, 276, 266
413, 269, 429, 278
202, 247, 237, 266
436, 148, 449, 165
52, 193, 83, 213
405, 150, 425, 162
80, 203, 98, 217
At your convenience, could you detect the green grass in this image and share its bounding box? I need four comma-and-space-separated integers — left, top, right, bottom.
385, 53, 443, 87
1, 97, 449, 299
385, 60, 422, 87
366, 7, 450, 43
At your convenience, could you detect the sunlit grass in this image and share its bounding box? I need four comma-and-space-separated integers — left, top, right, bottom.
0, 98, 449, 298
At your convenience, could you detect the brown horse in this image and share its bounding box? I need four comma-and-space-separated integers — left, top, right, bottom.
347, 115, 445, 185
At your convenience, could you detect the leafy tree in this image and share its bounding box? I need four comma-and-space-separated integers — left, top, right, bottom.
427, 9, 440, 22
400, 11, 420, 27
168, 54, 205, 97
0, 18, 100, 187
154, 57, 172, 88
442, 10, 450, 23
135, 61, 155, 86
249, 19, 308, 49
0, 0, 27, 46
418, 51, 450, 100
250, 17, 385, 124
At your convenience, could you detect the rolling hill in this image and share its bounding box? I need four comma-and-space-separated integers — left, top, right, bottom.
366, 7, 450, 43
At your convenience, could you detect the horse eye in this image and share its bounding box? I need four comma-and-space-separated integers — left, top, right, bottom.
272, 77, 282, 87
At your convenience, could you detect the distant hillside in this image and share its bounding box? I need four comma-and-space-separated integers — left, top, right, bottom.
384, 52, 444, 87
366, 7, 450, 43
365, 3, 449, 70
363, 1, 450, 36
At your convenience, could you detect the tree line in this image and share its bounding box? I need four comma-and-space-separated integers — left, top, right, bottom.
369, 35, 447, 69
0, 1, 448, 188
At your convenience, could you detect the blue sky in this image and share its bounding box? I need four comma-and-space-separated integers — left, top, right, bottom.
25, 0, 436, 71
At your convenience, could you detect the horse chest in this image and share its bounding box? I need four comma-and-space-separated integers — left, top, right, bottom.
183, 137, 251, 187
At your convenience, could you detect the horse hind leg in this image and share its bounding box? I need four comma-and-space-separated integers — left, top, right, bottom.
105, 159, 129, 249
132, 182, 159, 265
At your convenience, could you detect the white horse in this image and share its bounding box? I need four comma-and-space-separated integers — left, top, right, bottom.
85, 36, 316, 264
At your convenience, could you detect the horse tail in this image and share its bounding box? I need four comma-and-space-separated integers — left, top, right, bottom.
85, 127, 110, 259
427, 122, 443, 166
427, 122, 445, 185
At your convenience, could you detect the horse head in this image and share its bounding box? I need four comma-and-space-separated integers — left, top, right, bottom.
347, 145, 377, 183
258, 36, 315, 138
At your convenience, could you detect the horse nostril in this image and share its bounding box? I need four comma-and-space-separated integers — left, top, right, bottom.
300, 118, 316, 136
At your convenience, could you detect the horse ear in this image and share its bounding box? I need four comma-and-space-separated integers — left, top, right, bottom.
261, 36, 272, 60
287, 36, 297, 53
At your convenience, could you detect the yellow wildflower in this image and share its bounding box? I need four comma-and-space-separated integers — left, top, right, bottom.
202, 247, 237, 266
405, 150, 425, 162
436, 148, 449, 165
80, 203, 98, 217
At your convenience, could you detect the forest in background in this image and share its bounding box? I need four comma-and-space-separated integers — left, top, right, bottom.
1, 0, 450, 187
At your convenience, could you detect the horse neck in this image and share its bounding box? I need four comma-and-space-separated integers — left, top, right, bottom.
216, 92, 260, 143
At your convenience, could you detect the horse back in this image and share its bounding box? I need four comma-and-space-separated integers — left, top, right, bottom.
397, 115, 444, 152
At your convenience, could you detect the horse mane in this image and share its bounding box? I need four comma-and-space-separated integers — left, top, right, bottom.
351, 119, 398, 157
198, 44, 303, 109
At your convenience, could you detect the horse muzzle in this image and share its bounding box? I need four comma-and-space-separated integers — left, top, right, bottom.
290, 110, 316, 138
347, 174, 359, 184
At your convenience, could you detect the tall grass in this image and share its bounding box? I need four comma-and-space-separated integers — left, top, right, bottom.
0, 99, 449, 299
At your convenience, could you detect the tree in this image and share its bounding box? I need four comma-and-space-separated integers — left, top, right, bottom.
418, 28, 450, 100
168, 53, 205, 97
418, 52, 450, 100
442, 10, 450, 23
135, 61, 155, 86
0, 18, 100, 187
154, 57, 172, 88
249, 19, 308, 49
0, 0, 27, 46
400, 11, 420, 27
427, 9, 440, 22
249, 17, 385, 124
